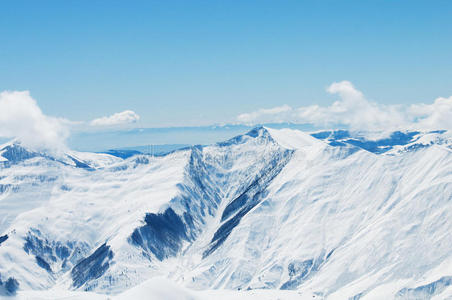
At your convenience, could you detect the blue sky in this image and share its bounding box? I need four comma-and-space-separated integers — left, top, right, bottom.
1, 1, 452, 139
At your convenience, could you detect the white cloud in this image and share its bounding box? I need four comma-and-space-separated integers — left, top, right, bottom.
297, 80, 408, 130
409, 96, 452, 130
236, 80, 452, 131
90, 110, 140, 126
0, 90, 142, 152
0, 91, 69, 152
237, 105, 292, 123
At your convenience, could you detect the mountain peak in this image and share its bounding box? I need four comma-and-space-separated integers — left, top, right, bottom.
0, 142, 39, 163
217, 126, 326, 151
265, 127, 325, 150
217, 126, 275, 147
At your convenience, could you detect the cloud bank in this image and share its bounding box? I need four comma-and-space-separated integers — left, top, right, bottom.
90, 110, 140, 126
236, 81, 452, 131
237, 105, 292, 124
0, 91, 69, 152
2, 82, 451, 154
0, 91, 141, 152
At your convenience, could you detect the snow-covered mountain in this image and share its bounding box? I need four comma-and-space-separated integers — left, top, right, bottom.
0, 127, 451, 299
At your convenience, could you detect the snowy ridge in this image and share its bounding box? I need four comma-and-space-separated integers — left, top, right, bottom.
310, 129, 452, 155
0, 127, 451, 299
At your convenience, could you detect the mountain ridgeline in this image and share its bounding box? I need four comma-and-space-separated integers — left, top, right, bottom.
0, 127, 451, 299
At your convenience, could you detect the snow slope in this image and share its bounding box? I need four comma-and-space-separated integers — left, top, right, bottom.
13, 277, 306, 300
0, 127, 451, 299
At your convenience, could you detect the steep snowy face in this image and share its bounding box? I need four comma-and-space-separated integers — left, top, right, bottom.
183, 130, 452, 299
0, 127, 451, 300
86, 127, 295, 292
